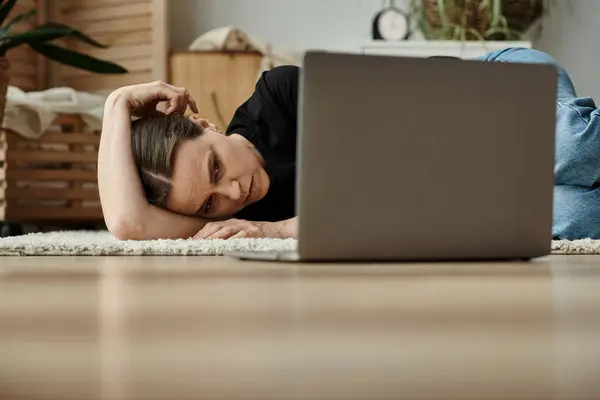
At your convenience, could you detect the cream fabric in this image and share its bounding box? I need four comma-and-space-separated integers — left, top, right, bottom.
188, 26, 302, 74
2, 86, 105, 139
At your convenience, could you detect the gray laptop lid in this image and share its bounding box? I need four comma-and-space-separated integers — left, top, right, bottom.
296, 51, 557, 261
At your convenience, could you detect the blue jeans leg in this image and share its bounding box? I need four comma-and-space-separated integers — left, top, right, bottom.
477, 48, 600, 239
477, 48, 576, 100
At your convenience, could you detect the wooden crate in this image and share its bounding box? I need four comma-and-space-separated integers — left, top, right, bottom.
170, 52, 262, 129
0, 115, 102, 222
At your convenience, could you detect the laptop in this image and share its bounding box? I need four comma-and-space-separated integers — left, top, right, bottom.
228, 51, 557, 262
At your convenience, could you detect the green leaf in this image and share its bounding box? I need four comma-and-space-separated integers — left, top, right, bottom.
3, 9, 36, 33
436, 0, 448, 26
0, 0, 17, 27
37, 22, 108, 48
29, 41, 128, 74
0, 26, 72, 53
467, 28, 485, 41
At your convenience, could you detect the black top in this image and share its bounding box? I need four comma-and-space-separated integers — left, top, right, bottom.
226, 65, 299, 222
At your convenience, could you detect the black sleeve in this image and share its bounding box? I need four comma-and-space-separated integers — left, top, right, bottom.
226, 66, 300, 163
261, 65, 299, 121
226, 66, 299, 135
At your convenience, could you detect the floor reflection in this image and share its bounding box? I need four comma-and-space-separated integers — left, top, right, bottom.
0, 256, 598, 399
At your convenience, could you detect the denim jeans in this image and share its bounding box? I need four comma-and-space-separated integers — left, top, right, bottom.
476, 48, 600, 240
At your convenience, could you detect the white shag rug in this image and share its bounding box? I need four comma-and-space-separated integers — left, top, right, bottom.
0, 231, 297, 256
0, 231, 597, 256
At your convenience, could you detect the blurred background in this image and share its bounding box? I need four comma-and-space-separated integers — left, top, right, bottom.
171, 0, 600, 99
0, 0, 598, 236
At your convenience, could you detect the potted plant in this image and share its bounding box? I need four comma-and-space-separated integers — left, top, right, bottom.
416, 0, 554, 41
0, 0, 127, 124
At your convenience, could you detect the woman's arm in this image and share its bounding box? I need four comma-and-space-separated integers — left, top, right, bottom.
98, 84, 207, 240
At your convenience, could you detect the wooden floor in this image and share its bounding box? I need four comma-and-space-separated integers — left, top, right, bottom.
1, 255, 599, 400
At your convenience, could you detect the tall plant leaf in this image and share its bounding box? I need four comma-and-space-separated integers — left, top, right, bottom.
0, 0, 17, 27
436, 0, 448, 25
491, 0, 502, 27
37, 22, 108, 48
0, 26, 73, 54
29, 41, 128, 74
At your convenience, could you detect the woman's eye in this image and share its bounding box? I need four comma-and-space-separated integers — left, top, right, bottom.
213, 158, 220, 179
205, 195, 214, 212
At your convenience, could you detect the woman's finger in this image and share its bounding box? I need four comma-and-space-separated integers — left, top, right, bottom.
176, 90, 187, 114
165, 95, 181, 115
205, 226, 241, 240
193, 222, 225, 239
188, 96, 199, 114
172, 86, 192, 115
155, 83, 197, 114
231, 228, 262, 239
230, 230, 251, 239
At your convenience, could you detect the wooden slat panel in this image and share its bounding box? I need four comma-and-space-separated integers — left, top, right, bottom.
10, 61, 37, 77
7, 151, 98, 163
6, 206, 103, 221
67, 15, 152, 35
63, 2, 151, 22
60, 57, 152, 77
6, 169, 97, 182
11, 22, 36, 33
7, 132, 100, 145
72, 29, 152, 48
5, 0, 43, 91
60, 0, 149, 12
67, 117, 86, 208
53, 114, 86, 125
7, 47, 36, 63
50, 0, 166, 91
151, 0, 167, 81
36, 0, 47, 89
61, 44, 152, 62
14, 0, 37, 7
7, 187, 99, 200
62, 71, 152, 92
9, 75, 37, 91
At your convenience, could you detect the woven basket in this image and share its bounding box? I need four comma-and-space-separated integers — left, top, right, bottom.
0, 57, 9, 127
421, 0, 544, 40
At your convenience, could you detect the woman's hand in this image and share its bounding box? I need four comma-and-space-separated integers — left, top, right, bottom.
193, 217, 297, 240
110, 81, 199, 117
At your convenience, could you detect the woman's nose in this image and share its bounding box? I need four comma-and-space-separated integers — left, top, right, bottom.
218, 179, 242, 201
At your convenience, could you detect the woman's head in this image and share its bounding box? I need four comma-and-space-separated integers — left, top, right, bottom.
131, 114, 269, 219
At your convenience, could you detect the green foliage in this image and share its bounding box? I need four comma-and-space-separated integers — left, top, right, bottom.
0, 0, 127, 74
408, 0, 557, 41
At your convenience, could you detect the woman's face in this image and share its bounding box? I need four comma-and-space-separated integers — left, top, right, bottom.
166, 124, 269, 219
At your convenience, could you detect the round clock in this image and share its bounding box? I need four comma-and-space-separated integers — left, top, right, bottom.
372, 5, 410, 41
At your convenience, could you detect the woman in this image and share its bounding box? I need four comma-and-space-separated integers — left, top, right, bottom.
99, 66, 299, 240
98, 48, 600, 241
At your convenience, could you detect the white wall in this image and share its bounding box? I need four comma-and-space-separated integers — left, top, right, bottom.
170, 0, 600, 100
170, 0, 400, 53
535, 0, 600, 100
